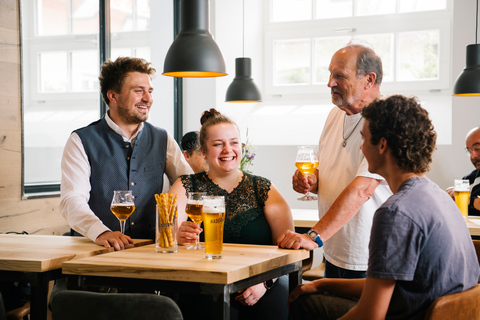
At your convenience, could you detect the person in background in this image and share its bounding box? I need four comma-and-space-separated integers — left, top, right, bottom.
60, 57, 192, 251
169, 108, 294, 320
277, 43, 392, 279
181, 131, 209, 173
289, 95, 480, 320
446, 127, 480, 216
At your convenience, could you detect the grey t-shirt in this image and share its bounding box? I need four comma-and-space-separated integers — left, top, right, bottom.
367, 177, 480, 320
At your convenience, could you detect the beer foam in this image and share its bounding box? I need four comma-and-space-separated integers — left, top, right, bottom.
203, 208, 224, 214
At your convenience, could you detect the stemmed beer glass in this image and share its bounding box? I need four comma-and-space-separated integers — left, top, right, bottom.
185, 192, 206, 250
110, 190, 135, 234
295, 146, 319, 201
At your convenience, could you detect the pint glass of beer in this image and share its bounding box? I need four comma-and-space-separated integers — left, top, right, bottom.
454, 179, 470, 218
202, 196, 225, 259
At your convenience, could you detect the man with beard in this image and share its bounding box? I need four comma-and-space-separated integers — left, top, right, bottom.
278, 44, 392, 279
60, 57, 192, 250
446, 127, 480, 216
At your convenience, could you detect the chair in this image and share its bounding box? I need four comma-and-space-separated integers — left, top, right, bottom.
423, 240, 480, 320
50, 291, 183, 320
302, 259, 325, 281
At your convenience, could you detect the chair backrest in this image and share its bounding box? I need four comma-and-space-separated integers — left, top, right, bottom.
424, 240, 480, 320
50, 291, 183, 320
423, 284, 480, 320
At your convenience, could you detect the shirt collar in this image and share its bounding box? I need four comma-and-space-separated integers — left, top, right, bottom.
105, 111, 144, 143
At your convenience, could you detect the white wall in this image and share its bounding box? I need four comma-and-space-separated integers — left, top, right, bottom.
180, 0, 480, 210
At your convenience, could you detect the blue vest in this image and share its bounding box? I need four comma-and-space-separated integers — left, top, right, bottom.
75, 118, 167, 240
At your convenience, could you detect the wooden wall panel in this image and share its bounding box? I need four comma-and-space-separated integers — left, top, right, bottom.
0, 0, 68, 236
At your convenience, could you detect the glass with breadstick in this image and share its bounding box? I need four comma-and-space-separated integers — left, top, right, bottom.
155, 193, 178, 253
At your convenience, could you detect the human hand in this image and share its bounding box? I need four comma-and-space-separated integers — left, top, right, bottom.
288, 282, 321, 307
234, 283, 267, 307
277, 230, 318, 250
446, 187, 455, 200
177, 221, 202, 245
95, 231, 133, 251
292, 170, 316, 194
474, 197, 480, 211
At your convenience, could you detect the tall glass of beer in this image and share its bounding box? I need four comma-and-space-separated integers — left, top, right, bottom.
110, 190, 135, 234
185, 192, 206, 250
454, 179, 470, 218
202, 196, 225, 259
295, 146, 319, 201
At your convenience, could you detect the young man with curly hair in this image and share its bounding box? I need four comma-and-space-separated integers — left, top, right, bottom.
288, 95, 480, 320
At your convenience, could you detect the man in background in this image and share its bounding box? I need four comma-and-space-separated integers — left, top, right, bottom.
60, 57, 192, 251
278, 44, 392, 279
446, 127, 480, 216
181, 131, 209, 173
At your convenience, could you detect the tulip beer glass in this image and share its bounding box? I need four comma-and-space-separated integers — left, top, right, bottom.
185, 192, 206, 250
454, 179, 470, 218
202, 196, 225, 259
295, 146, 319, 201
110, 190, 135, 234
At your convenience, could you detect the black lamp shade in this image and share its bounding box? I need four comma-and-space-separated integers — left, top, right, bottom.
225, 58, 262, 102
163, 0, 227, 78
453, 44, 480, 96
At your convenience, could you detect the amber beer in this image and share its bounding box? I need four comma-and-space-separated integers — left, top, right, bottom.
186, 203, 203, 223
455, 190, 470, 217
202, 196, 225, 259
203, 210, 225, 258
110, 204, 135, 221
454, 179, 470, 218
295, 161, 319, 176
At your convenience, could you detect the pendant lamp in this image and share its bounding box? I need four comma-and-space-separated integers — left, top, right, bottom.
163, 0, 227, 78
225, 0, 262, 103
453, 0, 480, 96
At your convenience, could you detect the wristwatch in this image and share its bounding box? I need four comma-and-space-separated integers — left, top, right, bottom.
306, 229, 323, 247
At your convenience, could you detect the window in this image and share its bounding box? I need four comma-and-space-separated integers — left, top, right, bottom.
265, 0, 451, 96
221, 0, 452, 147
21, 0, 151, 197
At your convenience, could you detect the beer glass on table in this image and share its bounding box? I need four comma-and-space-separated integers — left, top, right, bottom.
185, 192, 206, 250
202, 196, 225, 259
295, 146, 319, 201
454, 179, 470, 218
110, 190, 135, 234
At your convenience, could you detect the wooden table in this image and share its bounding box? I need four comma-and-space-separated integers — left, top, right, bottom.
0, 234, 152, 320
293, 209, 480, 237
62, 243, 310, 320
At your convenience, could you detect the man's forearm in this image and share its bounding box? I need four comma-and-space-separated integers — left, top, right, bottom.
312, 176, 380, 241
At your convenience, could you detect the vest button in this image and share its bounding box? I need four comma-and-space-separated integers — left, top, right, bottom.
125, 145, 129, 148
127, 157, 130, 160
130, 182, 135, 186
131, 222, 135, 226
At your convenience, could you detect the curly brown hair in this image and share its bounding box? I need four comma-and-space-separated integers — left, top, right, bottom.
99, 57, 156, 106
361, 95, 437, 174
199, 108, 239, 151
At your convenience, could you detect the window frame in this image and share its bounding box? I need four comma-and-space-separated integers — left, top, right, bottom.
263, 4, 453, 98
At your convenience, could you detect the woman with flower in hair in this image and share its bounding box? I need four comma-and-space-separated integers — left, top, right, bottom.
169, 108, 294, 320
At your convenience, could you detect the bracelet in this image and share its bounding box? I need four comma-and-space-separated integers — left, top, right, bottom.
264, 279, 274, 290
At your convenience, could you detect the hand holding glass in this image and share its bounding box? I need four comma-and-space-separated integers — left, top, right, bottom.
295, 146, 319, 201
110, 190, 135, 234
185, 192, 206, 250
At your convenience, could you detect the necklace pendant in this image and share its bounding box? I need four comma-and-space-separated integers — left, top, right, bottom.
343, 140, 347, 147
